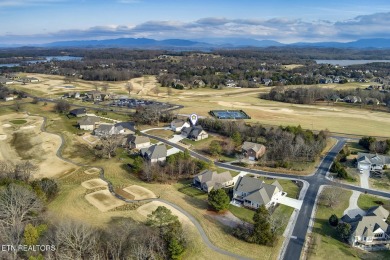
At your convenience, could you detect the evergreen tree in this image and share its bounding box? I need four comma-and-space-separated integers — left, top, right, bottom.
208, 189, 230, 212
231, 131, 242, 147
250, 205, 275, 246
329, 214, 339, 226
336, 223, 352, 241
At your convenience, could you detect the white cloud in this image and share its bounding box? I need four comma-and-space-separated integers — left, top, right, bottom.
2, 12, 390, 44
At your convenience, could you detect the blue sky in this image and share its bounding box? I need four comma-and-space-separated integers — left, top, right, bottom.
1, 0, 390, 44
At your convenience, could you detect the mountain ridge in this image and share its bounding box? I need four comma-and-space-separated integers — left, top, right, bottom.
2, 37, 390, 49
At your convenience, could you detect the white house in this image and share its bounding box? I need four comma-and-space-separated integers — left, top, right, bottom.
357, 153, 390, 171
232, 176, 283, 209
170, 119, 190, 133
3, 96, 15, 102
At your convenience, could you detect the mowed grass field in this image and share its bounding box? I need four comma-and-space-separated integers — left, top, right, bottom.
8, 73, 390, 137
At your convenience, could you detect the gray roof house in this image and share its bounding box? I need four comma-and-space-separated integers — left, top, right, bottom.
193, 170, 234, 192
69, 108, 87, 117
140, 144, 167, 163
242, 141, 266, 161
77, 116, 100, 130
181, 126, 208, 141
233, 176, 283, 209
126, 135, 151, 149
115, 122, 135, 135
357, 153, 390, 171
170, 119, 190, 133
343, 206, 390, 250
94, 124, 124, 137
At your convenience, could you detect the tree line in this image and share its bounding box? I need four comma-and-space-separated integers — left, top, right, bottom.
261, 86, 390, 105
0, 159, 188, 260
198, 118, 329, 164
359, 136, 390, 154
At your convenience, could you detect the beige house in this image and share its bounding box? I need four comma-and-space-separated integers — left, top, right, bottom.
242, 141, 266, 161
127, 135, 151, 149
193, 170, 234, 192
77, 116, 100, 131
344, 206, 390, 251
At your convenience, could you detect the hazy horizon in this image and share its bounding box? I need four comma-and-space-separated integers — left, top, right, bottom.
1, 0, 390, 44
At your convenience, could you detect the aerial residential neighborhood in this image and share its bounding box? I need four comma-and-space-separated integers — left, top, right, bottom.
1, 1, 390, 260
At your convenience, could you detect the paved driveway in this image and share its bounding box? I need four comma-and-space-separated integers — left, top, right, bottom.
167, 147, 181, 156
359, 169, 370, 189
343, 190, 366, 218
275, 195, 303, 210
168, 134, 185, 144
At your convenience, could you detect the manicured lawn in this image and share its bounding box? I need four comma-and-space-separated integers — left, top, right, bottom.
357, 194, 390, 211
229, 205, 255, 224
309, 187, 390, 260
258, 177, 300, 199
146, 129, 174, 139
9, 119, 27, 124
174, 179, 208, 200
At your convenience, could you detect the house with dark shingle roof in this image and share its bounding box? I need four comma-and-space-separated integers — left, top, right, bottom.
193, 170, 234, 192
233, 176, 283, 209
77, 116, 100, 130
357, 153, 390, 171
241, 141, 266, 161
69, 108, 87, 117
140, 144, 167, 163
181, 125, 208, 141
343, 206, 390, 250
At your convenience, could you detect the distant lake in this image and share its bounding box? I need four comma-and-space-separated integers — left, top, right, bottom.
315, 60, 390, 66
0, 56, 82, 67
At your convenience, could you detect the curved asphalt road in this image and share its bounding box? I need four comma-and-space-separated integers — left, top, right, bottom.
36, 115, 249, 260
142, 133, 390, 260
36, 114, 390, 260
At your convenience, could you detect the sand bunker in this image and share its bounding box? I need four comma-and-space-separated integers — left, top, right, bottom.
137, 201, 192, 226
81, 178, 107, 189
85, 190, 126, 212
20, 125, 36, 130
0, 113, 76, 178
122, 185, 157, 200
84, 167, 100, 175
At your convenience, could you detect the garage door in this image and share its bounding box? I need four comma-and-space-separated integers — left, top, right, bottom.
359, 164, 370, 170
249, 157, 255, 161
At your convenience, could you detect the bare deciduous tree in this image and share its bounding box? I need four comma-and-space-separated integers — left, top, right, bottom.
14, 161, 38, 182
101, 84, 109, 92
319, 187, 343, 208
125, 82, 133, 95
100, 135, 123, 159
0, 184, 43, 259
47, 220, 101, 260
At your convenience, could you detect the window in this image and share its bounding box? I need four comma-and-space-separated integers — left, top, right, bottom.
374, 233, 382, 238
